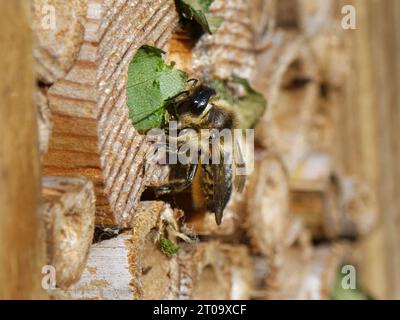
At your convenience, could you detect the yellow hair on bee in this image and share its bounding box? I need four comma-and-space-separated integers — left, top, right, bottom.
191, 165, 206, 209
209, 98, 238, 129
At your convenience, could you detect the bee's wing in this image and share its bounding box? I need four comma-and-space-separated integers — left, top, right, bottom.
233, 140, 246, 193
211, 161, 233, 225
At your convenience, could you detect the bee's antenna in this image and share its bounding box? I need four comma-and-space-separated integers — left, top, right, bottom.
166, 90, 190, 103
165, 79, 198, 104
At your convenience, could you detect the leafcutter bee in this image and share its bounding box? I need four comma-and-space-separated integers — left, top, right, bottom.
150, 81, 246, 225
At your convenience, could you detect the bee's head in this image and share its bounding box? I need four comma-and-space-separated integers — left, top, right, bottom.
175, 85, 216, 119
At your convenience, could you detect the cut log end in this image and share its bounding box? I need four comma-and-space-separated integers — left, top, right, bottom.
265, 243, 350, 300
42, 0, 180, 227
339, 177, 378, 238
42, 176, 96, 289
255, 41, 319, 173
179, 241, 252, 300
246, 151, 290, 256
192, 0, 256, 81
289, 152, 342, 239
68, 201, 181, 300
32, 0, 88, 84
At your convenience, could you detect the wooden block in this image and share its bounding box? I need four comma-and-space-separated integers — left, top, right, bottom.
276, 0, 300, 29
68, 201, 181, 299
289, 152, 342, 239
42, 176, 96, 289
339, 177, 378, 238
32, 0, 88, 84
192, 0, 257, 81
245, 151, 291, 256
179, 241, 252, 300
289, 152, 378, 240
254, 38, 319, 173
266, 243, 350, 300
42, 0, 179, 227
0, 0, 47, 299
298, 0, 336, 36
250, 222, 313, 299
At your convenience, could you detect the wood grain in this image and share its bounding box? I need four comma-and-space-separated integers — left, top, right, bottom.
0, 0, 47, 299
192, 0, 256, 81
179, 241, 252, 300
339, 0, 400, 299
33, 0, 88, 84
43, 0, 179, 227
68, 201, 181, 299
266, 243, 349, 299
246, 151, 290, 256
289, 152, 341, 240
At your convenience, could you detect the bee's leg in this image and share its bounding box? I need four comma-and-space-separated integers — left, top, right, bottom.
154, 162, 198, 196
147, 139, 199, 195
147, 129, 200, 196
165, 128, 197, 143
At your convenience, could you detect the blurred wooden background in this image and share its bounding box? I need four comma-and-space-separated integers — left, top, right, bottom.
0, 0, 46, 299
340, 0, 400, 299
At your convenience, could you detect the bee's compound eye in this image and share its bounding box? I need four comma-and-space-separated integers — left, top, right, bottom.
192, 86, 216, 115
176, 86, 216, 117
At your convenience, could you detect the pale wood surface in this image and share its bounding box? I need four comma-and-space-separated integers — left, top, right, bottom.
0, 0, 47, 299
246, 151, 290, 256
68, 201, 181, 299
179, 241, 252, 300
192, 0, 256, 81
339, 0, 400, 299
266, 243, 349, 300
33, 0, 88, 84
42, 176, 96, 289
289, 152, 342, 239
35, 87, 52, 157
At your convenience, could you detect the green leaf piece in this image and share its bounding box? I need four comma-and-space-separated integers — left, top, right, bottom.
210, 77, 267, 129
160, 237, 180, 256
176, 0, 223, 34
331, 266, 371, 300
205, 13, 224, 34
126, 45, 188, 133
